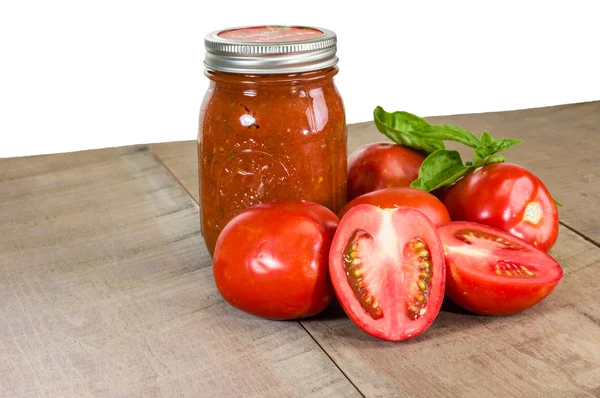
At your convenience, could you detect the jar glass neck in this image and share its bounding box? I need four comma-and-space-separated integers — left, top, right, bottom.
205, 67, 338, 86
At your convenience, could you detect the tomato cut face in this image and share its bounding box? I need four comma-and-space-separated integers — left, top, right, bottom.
438, 222, 563, 316
329, 205, 445, 341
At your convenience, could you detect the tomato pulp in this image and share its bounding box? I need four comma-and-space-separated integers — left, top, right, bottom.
329, 205, 445, 341
442, 163, 559, 252
213, 200, 338, 320
438, 222, 563, 315
338, 187, 450, 226
347, 143, 425, 200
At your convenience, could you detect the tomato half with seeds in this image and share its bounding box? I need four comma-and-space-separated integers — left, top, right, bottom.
347, 143, 425, 200
329, 205, 445, 341
338, 187, 451, 226
442, 163, 559, 252
438, 222, 563, 316
213, 200, 338, 320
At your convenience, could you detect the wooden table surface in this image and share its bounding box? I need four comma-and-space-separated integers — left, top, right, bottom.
1, 102, 599, 397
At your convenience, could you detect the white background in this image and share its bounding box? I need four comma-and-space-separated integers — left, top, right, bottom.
1, 1, 599, 158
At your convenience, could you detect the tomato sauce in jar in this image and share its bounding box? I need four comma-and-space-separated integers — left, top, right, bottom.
199, 26, 347, 255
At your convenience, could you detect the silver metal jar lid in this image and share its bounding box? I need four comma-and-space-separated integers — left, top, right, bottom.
204, 25, 338, 74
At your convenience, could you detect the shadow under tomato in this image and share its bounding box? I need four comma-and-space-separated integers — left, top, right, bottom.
439, 297, 482, 316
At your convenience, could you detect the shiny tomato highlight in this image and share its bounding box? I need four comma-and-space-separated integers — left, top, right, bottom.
442, 163, 559, 252
213, 200, 338, 320
347, 143, 425, 200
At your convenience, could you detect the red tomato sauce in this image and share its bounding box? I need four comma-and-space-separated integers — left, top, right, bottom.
198, 67, 347, 255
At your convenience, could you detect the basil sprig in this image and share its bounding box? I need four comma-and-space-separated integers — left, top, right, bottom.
374, 106, 523, 192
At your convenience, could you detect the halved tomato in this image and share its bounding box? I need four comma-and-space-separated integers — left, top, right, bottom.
438, 222, 563, 315
329, 205, 445, 341
338, 187, 451, 226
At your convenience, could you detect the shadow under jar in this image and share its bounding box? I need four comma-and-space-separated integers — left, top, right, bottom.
199, 26, 347, 256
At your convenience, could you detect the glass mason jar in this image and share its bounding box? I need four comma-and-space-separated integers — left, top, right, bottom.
199, 26, 347, 256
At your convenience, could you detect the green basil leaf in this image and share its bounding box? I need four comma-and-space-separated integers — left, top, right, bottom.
484, 155, 506, 164
492, 138, 524, 153
410, 149, 472, 192
374, 106, 444, 154
419, 124, 481, 148
480, 131, 494, 146
474, 144, 495, 162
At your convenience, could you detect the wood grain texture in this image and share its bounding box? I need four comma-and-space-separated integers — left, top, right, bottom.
350, 101, 600, 245
152, 102, 600, 245
151, 102, 600, 397
0, 147, 360, 397
303, 225, 600, 397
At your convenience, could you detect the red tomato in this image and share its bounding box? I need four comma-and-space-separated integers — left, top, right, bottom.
347, 142, 425, 200
213, 200, 338, 320
438, 222, 563, 315
329, 205, 445, 341
442, 163, 559, 252
338, 187, 451, 226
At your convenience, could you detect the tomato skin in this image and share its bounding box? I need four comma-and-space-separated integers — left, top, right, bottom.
442, 163, 559, 252
213, 200, 338, 320
347, 143, 425, 200
338, 187, 451, 226
329, 205, 446, 341
438, 222, 563, 315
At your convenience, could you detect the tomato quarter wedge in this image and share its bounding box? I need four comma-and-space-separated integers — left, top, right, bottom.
329, 205, 445, 341
438, 222, 563, 315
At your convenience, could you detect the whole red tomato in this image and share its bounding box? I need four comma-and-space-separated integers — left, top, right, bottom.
338, 187, 450, 226
443, 163, 559, 252
347, 142, 425, 200
213, 200, 338, 320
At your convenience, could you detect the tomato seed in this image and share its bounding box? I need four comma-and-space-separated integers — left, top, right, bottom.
343, 229, 382, 320
493, 260, 536, 278
404, 239, 433, 320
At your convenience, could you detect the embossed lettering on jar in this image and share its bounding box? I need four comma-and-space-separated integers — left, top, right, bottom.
199, 26, 347, 255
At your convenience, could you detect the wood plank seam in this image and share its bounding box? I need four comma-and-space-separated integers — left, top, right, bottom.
559, 221, 600, 249
151, 147, 367, 397
298, 323, 367, 398
149, 147, 198, 203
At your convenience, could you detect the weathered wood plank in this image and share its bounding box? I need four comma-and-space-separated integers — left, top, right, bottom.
151, 102, 600, 397
302, 225, 600, 397
0, 147, 360, 397
153, 102, 600, 244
